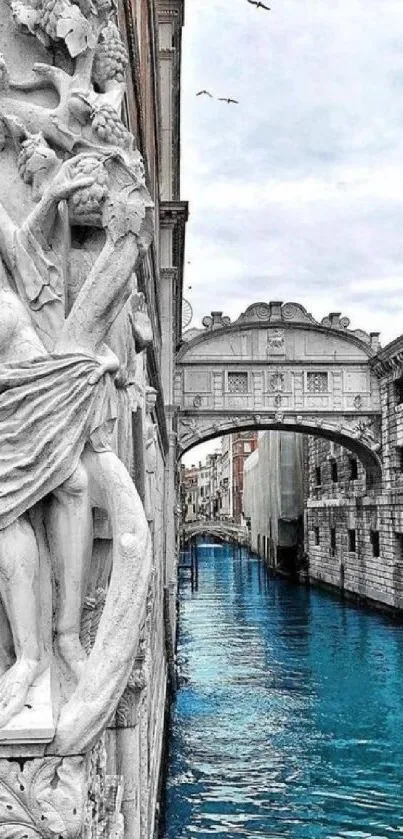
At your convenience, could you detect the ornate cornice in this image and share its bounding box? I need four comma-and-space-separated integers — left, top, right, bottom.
371, 334, 403, 378
160, 200, 189, 226
156, 0, 185, 28
183, 300, 379, 355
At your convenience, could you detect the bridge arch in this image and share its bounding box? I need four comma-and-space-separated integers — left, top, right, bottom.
175, 302, 382, 485
181, 520, 249, 547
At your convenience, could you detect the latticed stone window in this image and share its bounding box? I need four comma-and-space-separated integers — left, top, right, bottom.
228, 372, 248, 393
307, 372, 328, 393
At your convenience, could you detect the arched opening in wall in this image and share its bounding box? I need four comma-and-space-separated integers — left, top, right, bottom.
178, 422, 382, 581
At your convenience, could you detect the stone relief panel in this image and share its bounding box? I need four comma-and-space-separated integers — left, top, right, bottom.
178, 349, 380, 420
0, 0, 154, 788
183, 369, 212, 393
267, 329, 285, 357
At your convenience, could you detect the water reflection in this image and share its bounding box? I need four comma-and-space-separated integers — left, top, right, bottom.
163, 541, 403, 838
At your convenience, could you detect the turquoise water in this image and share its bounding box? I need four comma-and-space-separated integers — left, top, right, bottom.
163, 541, 403, 838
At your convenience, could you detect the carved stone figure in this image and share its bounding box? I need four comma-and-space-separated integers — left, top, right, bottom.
0, 0, 155, 765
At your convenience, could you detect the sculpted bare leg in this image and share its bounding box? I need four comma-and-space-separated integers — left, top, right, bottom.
0, 516, 43, 726
47, 463, 93, 680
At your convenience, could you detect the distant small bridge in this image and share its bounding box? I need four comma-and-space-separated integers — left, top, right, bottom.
181, 520, 250, 547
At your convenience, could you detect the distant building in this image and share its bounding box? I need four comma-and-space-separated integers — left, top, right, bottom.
180, 465, 199, 522
231, 431, 258, 523
244, 431, 304, 573
197, 463, 211, 519
179, 432, 257, 524
220, 436, 232, 518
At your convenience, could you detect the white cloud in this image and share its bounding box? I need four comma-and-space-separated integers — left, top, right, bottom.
181, 0, 403, 347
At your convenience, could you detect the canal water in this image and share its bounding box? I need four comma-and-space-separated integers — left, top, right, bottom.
163, 541, 403, 838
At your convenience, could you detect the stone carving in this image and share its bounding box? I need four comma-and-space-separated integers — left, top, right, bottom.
269, 372, 284, 392
0, 755, 88, 838
201, 312, 231, 330
0, 0, 154, 769
184, 303, 375, 347
354, 395, 363, 409
267, 329, 285, 356
281, 302, 315, 323
115, 571, 154, 729
178, 416, 199, 443
177, 412, 382, 475
144, 387, 158, 525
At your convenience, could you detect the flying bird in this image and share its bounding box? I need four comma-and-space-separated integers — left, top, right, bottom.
196, 90, 213, 97
218, 97, 239, 104
247, 0, 271, 9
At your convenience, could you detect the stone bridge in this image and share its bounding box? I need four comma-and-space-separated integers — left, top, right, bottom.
175, 302, 382, 484
182, 520, 250, 547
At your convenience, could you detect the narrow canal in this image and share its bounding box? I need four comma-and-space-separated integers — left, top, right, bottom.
162, 540, 403, 838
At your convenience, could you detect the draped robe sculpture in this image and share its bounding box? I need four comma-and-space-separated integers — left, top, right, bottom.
0, 0, 155, 782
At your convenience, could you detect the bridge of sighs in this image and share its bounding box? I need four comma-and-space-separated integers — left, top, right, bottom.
175, 302, 382, 484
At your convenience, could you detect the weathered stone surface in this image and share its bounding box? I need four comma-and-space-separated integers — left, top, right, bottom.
304, 335, 403, 612
0, 0, 182, 832
176, 304, 382, 485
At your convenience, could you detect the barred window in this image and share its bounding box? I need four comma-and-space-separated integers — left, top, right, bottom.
371, 530, 380, 558
395, 378, 403, 405
330, 527, 336, 555
228, 372, 248, 393
307, 372, 328, 393
349, 457, 358, 480
395, 533, 403, 561
348, 529, 356, 552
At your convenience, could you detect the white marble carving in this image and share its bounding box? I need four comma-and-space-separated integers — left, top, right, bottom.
0, 0, 154, 774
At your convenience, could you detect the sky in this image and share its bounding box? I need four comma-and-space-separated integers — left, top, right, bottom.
180, 0, 403, 466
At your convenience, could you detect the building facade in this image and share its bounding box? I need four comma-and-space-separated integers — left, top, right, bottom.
244, 432, 304, 571
231, 431, 258, 523
179, 432, 257, 525
180, 464, 199, 522
304, 335, 403, 613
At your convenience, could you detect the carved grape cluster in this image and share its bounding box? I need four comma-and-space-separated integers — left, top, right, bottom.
92, 22, 128, 88
68, 155, 109, 226
91, 104, 129, 147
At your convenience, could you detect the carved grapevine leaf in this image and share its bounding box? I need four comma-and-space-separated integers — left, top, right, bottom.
0, 758, 87, 839
31, 757, 86, 839
0, 764, 38, 838
0, 825, 39, 839
56, 6, 97, 57
103, 190, 146, 243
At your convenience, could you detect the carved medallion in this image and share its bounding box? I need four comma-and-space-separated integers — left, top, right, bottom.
267, 329, 285, 356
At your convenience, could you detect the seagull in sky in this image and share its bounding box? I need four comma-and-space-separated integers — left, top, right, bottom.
218, 97, 239, 104
247, 0, 271, 9
196, 90, 213, 97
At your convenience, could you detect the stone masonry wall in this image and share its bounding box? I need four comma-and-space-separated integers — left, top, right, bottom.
306, 435, 403, 612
